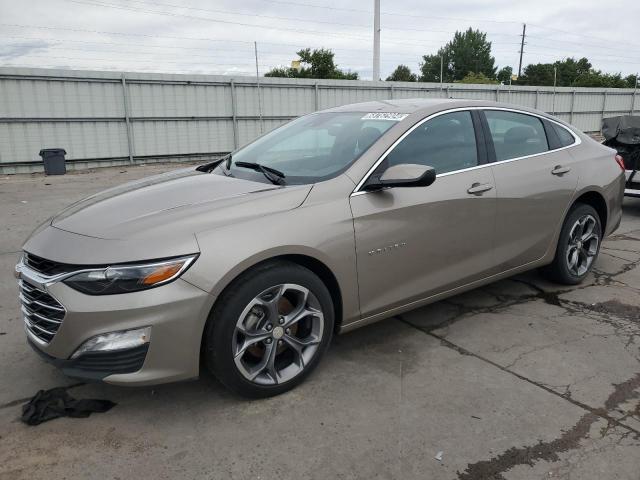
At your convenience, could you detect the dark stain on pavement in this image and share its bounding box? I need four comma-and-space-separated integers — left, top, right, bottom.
588, 300, 639, 324
457, 373, 640, 480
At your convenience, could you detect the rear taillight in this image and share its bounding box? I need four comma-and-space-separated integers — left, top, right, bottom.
615, 154, 626, 171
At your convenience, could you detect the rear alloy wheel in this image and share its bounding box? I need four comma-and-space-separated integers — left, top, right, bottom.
542, 203, 602, 285
565, 214, 599, 277
204, 262, 334, 398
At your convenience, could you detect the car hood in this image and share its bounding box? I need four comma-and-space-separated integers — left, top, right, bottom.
49, 168, 312, 240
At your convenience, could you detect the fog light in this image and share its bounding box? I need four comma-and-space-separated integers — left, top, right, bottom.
71, 327, 151, 359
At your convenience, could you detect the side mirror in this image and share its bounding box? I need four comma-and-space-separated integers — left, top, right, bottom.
362, 164, 436, 191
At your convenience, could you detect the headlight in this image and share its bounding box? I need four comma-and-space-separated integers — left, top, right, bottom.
63, 255, 198, 295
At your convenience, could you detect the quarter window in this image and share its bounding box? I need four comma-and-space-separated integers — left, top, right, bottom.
553, 123, 576, 147
484, 110, 549, 161
385, 111, 478, 174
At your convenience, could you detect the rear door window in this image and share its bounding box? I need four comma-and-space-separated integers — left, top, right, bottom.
484, 110, 549, 161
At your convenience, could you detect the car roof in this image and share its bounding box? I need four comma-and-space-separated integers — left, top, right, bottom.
322, 98, 486, 114
320, 97, 575, 131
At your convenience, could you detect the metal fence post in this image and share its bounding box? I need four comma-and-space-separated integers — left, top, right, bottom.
570, 90, 576, 124
389, 84, 394, 99
230, 79, 239, 150
314, 82, 319, 111
631, 77, 638, 115
602, 90, 608, 123
495, 86, 499, 102
120, 74, 134, 164
535, 90, 539, 109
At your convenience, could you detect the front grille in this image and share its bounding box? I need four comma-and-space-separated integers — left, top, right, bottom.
19, 280, 66, 344
23, 252, 79, 276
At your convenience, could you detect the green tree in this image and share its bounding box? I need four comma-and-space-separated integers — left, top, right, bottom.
519, 57, 591, 86
420, 28, 496, 83
519, 57, 635, 88
625, 74, 639, 88
265, 48, 358, 80
572, 71, 628, 88
497, 66, 513, 84
419, 54, 443, 82
458, 72, 498, 84
386, 64, 417, 82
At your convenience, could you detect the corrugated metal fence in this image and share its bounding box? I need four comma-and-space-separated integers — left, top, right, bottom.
1, 67, 638, 173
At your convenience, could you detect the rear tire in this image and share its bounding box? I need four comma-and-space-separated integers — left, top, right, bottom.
542, 203, 602, 285
203, 261, 334, 398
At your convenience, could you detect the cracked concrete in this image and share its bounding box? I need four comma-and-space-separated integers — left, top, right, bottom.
1, 164, 639, 480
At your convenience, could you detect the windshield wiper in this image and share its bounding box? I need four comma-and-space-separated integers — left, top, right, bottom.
235, 161, 286, 185
196, 154, 231, 173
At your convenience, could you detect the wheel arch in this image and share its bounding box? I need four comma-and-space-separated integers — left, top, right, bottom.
542, 188, 609, 265
572, 190, 608, 232
204, 250, 345, 337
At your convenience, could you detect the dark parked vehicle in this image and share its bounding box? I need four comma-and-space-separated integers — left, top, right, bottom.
602, 115, 640, 198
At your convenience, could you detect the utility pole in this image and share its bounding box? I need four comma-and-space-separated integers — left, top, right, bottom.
373, 0, 380, 81
631, 73, 638, 115
254, 41, 263, 133
517, 23, 526, 78
440, 55, 443, 88
552, 66, 557, 114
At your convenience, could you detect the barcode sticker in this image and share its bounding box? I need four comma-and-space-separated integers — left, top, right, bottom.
361, 112, 409, 121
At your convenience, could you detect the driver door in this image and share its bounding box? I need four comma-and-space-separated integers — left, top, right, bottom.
350, 110, 497, 318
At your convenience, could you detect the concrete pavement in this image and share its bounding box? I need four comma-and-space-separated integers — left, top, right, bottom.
1, 164, 638, 480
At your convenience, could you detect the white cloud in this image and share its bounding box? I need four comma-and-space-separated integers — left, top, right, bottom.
0, 0, 637, 78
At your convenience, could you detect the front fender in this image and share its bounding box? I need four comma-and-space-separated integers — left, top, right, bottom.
182, 193, 360, 326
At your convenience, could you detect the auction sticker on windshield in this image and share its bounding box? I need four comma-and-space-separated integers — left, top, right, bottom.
361, 113, 409, 121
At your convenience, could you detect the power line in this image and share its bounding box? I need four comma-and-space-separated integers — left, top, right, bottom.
62, 0, 523, 50
1, 35, 437, 66
65, 0, 375, 42
524, 41, 640, 63
89, 0, 522, 38
521, 50, 640, 67
526, 34, 640, 56
256, 0, 523, 24
0, 24, 377, 54
527, 22, 640, 50
2, 53, 273, 66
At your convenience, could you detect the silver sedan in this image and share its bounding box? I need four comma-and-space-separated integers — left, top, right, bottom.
15, 99, 625, 397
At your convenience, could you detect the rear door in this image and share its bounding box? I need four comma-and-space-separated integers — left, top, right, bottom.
482, 109, 580, 271
350, 110, 497, 318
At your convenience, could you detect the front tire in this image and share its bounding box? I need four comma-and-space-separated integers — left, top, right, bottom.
542, 203, 602, 285
203, 261, 334, 398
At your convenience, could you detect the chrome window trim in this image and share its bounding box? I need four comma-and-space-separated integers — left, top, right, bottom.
350, 106, 582, 197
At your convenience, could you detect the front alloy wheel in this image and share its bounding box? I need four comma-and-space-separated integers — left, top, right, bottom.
204, 261, 334, 398
233, 284, 324, 385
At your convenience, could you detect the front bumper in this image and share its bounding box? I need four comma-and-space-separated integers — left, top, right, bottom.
16, 261, 215, 386
28, 339, 150, 381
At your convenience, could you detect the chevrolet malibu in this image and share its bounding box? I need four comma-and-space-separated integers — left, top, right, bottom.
15, 99, 625, 397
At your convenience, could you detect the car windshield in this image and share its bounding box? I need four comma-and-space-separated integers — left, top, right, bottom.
218, 112, 401, 184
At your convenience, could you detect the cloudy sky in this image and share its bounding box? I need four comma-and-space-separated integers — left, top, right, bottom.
0, 0, 638, 80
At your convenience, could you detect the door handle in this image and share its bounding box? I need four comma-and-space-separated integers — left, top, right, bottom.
467, 183, 493, 195
551, 165, 571, 175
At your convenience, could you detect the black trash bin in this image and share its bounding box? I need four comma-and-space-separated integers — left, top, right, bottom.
39, 148, 67, 175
